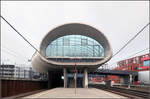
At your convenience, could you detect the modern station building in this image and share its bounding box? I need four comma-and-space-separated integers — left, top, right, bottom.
31, 23, 112, 88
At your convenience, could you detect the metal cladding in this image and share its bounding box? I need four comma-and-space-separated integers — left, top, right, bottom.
31, 23, 113, 73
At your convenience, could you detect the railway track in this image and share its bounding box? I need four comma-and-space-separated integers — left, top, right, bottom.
89, 84, 150, 99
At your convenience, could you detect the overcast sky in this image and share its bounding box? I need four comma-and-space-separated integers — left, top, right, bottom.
1, 1, 149, 68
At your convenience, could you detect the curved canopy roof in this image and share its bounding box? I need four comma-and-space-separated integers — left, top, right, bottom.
40, 23, 112, 57
32, 23, 113, 72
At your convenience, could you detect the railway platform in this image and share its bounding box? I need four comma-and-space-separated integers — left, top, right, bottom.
22, 88, 127, 98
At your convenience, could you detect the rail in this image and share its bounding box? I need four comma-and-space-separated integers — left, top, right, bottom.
89, 84, 150, 99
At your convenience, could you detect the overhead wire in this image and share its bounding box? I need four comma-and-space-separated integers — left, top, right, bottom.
1, 15, 149, 67
107, 22, 150, 69
0, 15, 41, 56
108, 47, 149, 67
127, 48, 149, 58
112, 22, 150, 58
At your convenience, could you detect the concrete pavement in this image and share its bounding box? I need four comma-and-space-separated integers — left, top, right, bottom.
23, 88, 127, 98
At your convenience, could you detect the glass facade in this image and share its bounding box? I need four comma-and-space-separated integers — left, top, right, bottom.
46, 35, 104, 58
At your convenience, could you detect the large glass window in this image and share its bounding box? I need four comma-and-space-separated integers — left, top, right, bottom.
46, 35, 104, 58
143, 60, 150, 66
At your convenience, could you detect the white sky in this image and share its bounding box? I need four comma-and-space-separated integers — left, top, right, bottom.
1, 1, 149, 68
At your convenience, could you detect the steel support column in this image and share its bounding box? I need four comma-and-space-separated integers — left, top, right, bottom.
84, 68, 88, 88
63, 68, 67, 88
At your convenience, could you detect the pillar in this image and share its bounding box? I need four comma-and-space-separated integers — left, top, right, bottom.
128, 74, 132, 89
63, 68, 67, 88
0, 79, 1, 98
48, 71, 52, 89
110, 75, 113, 87
84, 68, 88, 88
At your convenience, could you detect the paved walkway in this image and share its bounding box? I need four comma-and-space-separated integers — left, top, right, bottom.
23, 88, 127, 98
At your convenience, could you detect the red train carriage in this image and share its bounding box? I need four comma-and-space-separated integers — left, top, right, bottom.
108, 53, 150, 84
117, 53, 150, 71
